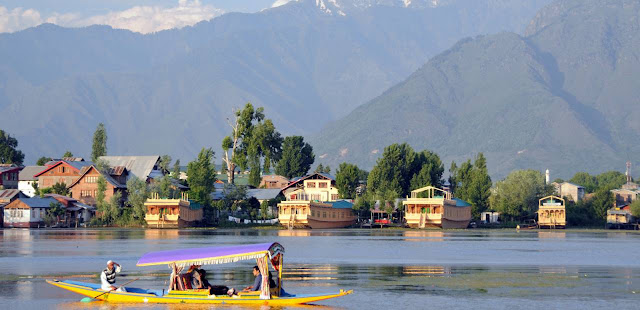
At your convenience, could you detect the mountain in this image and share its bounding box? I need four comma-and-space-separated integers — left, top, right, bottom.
310, 0, 640, 179
0, 0, 552, 164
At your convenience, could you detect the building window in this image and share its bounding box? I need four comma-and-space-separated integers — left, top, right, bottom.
331, 194, 338, 201
323, 212, 326, 218
86, 176, 98, 183
307, 182, 316, 188
319, 182, 327, 188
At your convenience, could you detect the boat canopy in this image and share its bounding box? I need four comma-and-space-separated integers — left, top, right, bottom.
137, 242, 284, 267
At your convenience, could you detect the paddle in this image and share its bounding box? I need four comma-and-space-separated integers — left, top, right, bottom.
81, 278, 139, 303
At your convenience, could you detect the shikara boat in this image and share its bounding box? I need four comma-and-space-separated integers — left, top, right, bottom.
47, 242, 352, 305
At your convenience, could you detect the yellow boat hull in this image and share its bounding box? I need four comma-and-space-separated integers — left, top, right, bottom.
47, 280, 352, 305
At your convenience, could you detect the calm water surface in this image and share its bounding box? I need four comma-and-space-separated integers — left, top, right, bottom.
1, 228, 639, 309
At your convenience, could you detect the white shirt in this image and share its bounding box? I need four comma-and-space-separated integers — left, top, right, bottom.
100, 265, 121, 290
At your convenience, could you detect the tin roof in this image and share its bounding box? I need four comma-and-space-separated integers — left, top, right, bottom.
326, 200, 353, 209
13, 197, 58, 209
0, 166, 21, 174
246, 188, 282, 200
100, 156, 161, 181
19, 166, 46, 181
34, 161, 93, 177
0, 189, 21, 199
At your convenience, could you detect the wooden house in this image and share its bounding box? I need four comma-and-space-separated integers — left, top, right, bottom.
3, 197, 58, 228
144, 192, 202, 228
45, 194, 95, 227
537, 196, 566, 229
259, 175, 289, 189
0, 189, 25, 227
403, 186, 472, 229
67, 165, 127, 206
278, 173, 356, 229
34, 160, 93, 188
0, 165, 21, 189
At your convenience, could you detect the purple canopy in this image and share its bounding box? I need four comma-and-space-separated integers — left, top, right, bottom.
137, 242, 284, 267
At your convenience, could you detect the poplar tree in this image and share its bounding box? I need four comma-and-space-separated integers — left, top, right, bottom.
91, 123, 107, 162
275, 136, 314, 179
0, 129, 25, 165
335, 163, 361, 199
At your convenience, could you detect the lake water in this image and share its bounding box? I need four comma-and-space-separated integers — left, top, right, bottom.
1, 228, 639, 309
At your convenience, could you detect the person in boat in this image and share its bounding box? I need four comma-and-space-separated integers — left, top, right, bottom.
243, 266, 262, 292
101, 260, 127, 292
192, 268, 236, 296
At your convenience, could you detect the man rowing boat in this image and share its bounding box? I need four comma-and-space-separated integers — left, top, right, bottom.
101, 260, 127, 292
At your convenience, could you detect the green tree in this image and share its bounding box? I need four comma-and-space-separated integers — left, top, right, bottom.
171, 159, 181, 180
222, 103, 282, 185
62, 151, 73, 158
335, 163, 361, 199
368, 144, 443, 198
596, 171, 627, 190
153, 176, 174, 199
126, 177, 148, 224
51, 182, 69, 196
0, 130, 25, 165
107, 191, 122, 224
590, 186, 614, 223
158, 155, 172, 174
260, 200, 270, 220
569, 172, 598, 193
630, 200, 640, 218
450, 154, 492, 218
315, 164, 331, 174
275, 136, 314, 179
489, 170, 554, 220
43, 202, 65, 226
91, 123, 107, 161
187, 148, 217, 223
96, 175, 107, 220
36, 156, 52, 166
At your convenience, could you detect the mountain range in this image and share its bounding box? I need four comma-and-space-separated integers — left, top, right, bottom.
0, 0, 552, 165
311, 0, 640, 179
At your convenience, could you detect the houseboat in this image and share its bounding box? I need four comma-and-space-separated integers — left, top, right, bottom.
403, 186, 472, 229
144, 193, 202, 228
278, 173, 356, 229
537, 196, 566, 229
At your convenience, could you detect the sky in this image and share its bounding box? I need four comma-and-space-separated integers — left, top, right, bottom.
0, 0, 294, 34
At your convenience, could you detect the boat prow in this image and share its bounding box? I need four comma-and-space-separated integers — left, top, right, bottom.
47, 279, 353, 305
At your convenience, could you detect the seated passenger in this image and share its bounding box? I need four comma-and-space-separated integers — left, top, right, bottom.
193, 269, 236, 296
243, 266, 262, 292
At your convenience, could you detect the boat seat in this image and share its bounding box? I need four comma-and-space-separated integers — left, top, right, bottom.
63, 280, 163, 296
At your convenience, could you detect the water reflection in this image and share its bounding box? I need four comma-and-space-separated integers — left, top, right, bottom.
278, 230, 312, 237
537, 231, 566, 239
402, 230, 444, 241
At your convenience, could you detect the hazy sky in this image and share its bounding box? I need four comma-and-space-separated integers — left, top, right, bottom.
0, 0, 292, 34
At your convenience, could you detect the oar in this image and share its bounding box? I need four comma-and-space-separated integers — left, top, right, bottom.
81, 278, 139, 303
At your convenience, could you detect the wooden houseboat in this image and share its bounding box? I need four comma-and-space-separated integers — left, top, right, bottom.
537, 196, 566, 229
278, 173, 356, 229
144, 193, 202, 228
403, 186, 471, 229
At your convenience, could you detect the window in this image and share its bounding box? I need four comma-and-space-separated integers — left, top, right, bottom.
331, 194, 338, 201
307, 182, 316, 188
85, 176, 98, 183
319, 182, 327, 188
323, 212, 327, 218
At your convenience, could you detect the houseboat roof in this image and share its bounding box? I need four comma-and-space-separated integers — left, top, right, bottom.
136, 242, 284, 267
326, 200, 353, 209
453, 198, 471, 207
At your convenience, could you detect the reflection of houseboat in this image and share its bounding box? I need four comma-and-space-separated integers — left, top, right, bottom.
278, 173, 356, 229
144, 193, 202, 228
403, 186, 472, 229
537, 196, 566, 229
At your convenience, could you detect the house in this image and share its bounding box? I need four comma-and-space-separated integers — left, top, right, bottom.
0, 189, 25, 227
246, 188, 283, 216
45, 194, 95, 226
278, 173, 356, 229
34, 160, 93, 188
67, 165, 127, 206
99, 155, 163, 183
607, 179, 639, 229
0, 165, 21, 189
480, 211, 500, 224
18, 166, 46, 197
537, 196, 566, 229
259, 175, 289, 189
3, 197, 58, 228
144, 192, 202, 228
403, 186, 472, 229
553, 182, 585, 202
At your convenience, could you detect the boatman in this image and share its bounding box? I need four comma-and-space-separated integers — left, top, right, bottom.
101, 260, 126, 292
